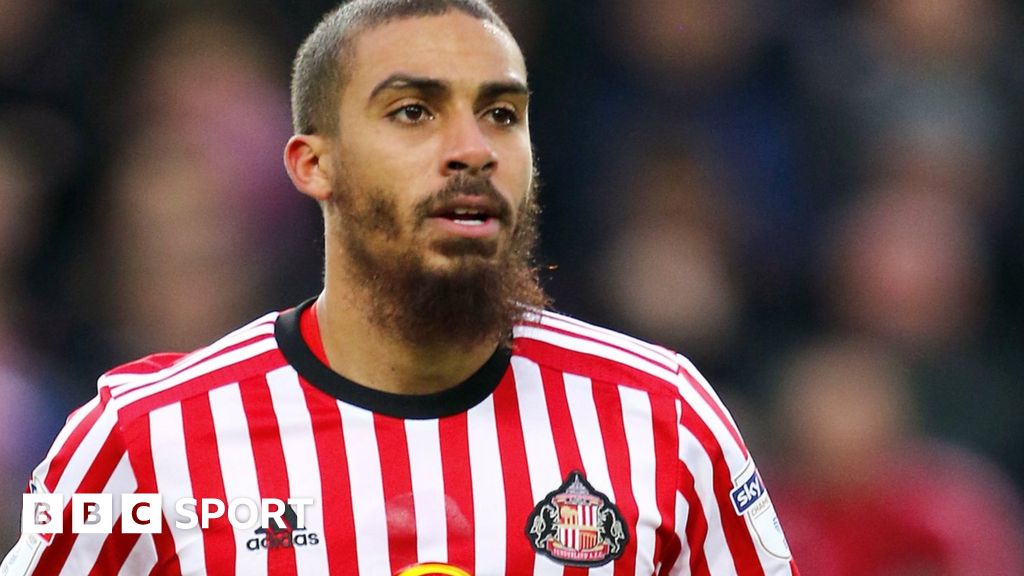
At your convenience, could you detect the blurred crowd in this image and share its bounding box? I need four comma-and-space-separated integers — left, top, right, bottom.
2, 0, 1023, 572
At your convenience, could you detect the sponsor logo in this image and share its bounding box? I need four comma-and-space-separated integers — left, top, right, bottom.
526, 471, 628, 567
730, 469, 765, 515
394, 563, 471, 576
245, 504, 321, 552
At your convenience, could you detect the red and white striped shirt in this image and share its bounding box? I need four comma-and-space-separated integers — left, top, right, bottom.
3, 299, 798, 575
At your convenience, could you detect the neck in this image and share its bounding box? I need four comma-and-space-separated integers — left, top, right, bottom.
315, 282, 501, 395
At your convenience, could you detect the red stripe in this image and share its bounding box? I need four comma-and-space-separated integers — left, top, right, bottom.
104, 352, 187, 377
513, 339, 677, 399
238, 376, 297, 576
490, 372, 536, 571
302, 388, 357, 573
87, 518, 141, 576
542, 362, 599, 576
34, 417, 126, 573
438, 413, 475, 571
539, 366, 583, 474
123, 414, 182, 575
679, 368, 748, 459
150, 516, 184, 576
535, 315, 678, 367
676, 463, 712, 576
590, 382, 639, 576
300, 302, 327, 363
107, 329, 276, 397
374, 414, 417, 570
43, 397, 105, 489
521, 321, 675, 372
650, 394, 680, 571
119, 349, 284, 422
180, 394, 234, 574
680, 403, 765, 575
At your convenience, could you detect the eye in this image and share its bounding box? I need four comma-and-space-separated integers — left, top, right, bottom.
389, 104, 434, 124
486, 106, 519, 127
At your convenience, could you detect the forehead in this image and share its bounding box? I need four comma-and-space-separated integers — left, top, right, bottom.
345, 12, 527, 97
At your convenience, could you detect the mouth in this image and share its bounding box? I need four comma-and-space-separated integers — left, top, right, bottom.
426, 196, 505, 238
437, 206, 494, 226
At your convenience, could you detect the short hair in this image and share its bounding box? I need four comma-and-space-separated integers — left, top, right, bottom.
290, 0, 512, 136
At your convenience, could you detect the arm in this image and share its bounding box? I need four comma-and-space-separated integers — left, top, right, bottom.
667, 357, 798, 576
1, 392, 156, 575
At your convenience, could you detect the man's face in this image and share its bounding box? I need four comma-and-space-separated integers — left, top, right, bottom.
320, 12, 544, 347
328, 11, 533, 272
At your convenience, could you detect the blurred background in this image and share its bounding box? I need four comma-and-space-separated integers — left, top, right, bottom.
2, 0, 1023, 572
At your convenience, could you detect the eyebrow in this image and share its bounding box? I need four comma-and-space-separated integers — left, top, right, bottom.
368, 73, 530, 106
475, 80, 530, 108
369, 73, 448, 101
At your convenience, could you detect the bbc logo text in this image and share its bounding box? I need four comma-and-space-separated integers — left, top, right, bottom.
23, 494, 314, 535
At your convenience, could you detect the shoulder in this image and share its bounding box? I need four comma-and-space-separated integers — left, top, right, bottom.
96, 310, 287, 423
511, 309, 707, 402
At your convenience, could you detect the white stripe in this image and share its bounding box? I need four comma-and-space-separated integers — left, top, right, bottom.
266, 368, 329, 575
150, 403, 206, 576
673, 379, 747, 475
562, 374, 614, 499
535, 313, 677, 369
679, 425, 736, 576
405, 419, 447, 562
58, 452, 137, 576
116, 533, 158, 576
33, 396, 101, 488
509, 357, 563, 576
339, 402, 390, 575
467, 396, 506, 574
561, 374, 615, 576
112, 338, 278, 407
669, 400, 692, 576
102, 316, 277, 389
668, 491, 692, 576
677, 355, 741, 441
512, 326, 678, 384
619, 386, 662, 576
209, 383, 266, 576
51, 407, 118, 498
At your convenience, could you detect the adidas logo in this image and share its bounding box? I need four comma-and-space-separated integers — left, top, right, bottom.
245, 504, 321, 551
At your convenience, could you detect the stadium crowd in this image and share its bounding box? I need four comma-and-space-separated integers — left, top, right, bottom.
2, 0, 1023, 572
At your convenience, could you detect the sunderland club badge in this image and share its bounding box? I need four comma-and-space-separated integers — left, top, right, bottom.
525, 471, 628, 567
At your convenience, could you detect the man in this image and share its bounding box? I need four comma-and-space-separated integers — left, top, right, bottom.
2, 1, 798, 574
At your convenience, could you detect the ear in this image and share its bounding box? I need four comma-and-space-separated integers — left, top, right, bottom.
284, 134, 334, 201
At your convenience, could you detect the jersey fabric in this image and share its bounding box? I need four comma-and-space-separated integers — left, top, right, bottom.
3, 299, 798, 575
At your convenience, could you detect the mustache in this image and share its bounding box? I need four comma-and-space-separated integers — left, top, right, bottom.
414, 175, 513, 223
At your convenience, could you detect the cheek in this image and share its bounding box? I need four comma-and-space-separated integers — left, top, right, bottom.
501, 143, 534, 204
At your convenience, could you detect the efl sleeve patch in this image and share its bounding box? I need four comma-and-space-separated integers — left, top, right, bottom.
730, 461, 791, 560
0, 533, 46, 576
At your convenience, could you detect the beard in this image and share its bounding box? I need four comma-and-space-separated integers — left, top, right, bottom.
327, 170, 548, 349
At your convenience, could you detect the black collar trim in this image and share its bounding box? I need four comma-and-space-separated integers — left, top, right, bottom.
275, 298, 511, 419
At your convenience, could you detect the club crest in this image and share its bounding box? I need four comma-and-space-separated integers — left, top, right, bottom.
525, 471, 628, 567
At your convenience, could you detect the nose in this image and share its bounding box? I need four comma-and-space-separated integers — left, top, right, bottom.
441, 112, 497, 177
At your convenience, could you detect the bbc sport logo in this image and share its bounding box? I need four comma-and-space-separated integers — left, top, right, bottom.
22, 493, 315, 536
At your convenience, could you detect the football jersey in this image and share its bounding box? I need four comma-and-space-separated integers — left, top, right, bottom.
2, 299, 798, 575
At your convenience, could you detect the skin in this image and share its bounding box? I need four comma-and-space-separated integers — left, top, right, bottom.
283, 12, 533, 394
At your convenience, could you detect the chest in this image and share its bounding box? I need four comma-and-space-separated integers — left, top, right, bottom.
158, 378, 679, 574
